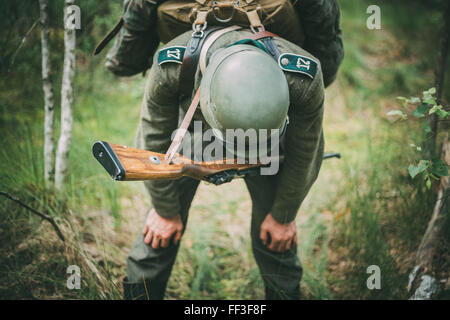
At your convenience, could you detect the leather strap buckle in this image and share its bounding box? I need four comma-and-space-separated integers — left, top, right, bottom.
212, 0, 237, 23
192, 21, 208, 39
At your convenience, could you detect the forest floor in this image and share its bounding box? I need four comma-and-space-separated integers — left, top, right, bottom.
1, 1, 449, 299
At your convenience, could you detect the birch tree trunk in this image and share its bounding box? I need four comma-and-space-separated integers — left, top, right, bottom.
39, 0, 55, 184
55, 0, 76, 190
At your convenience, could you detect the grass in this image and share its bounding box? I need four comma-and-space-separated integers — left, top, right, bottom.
0, 65, 145, 299
0, 0, 449, 299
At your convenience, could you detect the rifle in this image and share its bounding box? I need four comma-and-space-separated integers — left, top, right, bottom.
92, 141, 340, 186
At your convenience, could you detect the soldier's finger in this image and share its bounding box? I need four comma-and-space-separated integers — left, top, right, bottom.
268, 239, 278, 252
276, 240, 286, 253
285, 238, 292, 251
160, 237, 170, 248
144, 230, 153, 245
142, 224, 149, 235
288, 237, 296, 250
260, 229, 268, 245
174, 230, 182, 245
151, 235, 161, 249
281, 239, 290, 252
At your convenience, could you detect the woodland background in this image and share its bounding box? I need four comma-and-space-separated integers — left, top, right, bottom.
0, 0, 449, 299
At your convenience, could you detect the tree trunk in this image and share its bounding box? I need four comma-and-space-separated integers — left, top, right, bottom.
430, 0, 450, 152
416, 135, 449, 268
408, 134, 450, 299
55, 0, 76, 190
39, 0, 55, 184
409, 1, 450, 299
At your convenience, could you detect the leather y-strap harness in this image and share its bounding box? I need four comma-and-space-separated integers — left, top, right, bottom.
178, 26, 223, 98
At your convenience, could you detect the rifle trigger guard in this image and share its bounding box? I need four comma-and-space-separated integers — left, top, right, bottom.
204, 170, 238, 185
204, 166, 260, 185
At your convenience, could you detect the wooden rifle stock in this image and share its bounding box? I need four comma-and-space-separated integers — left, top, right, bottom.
92, 141, 268, 185
92, 141, 340, 185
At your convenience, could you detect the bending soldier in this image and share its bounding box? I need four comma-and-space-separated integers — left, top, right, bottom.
123, 26, 327, 300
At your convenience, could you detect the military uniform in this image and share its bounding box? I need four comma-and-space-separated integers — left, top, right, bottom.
106, 0, 344, 86
124, 28, 325, 300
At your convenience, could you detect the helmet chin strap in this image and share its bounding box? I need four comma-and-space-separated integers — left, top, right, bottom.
199, 25, 242, 75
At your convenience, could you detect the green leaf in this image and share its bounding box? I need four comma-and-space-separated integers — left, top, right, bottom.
408, 165, 418, 178
430, 159, 449, 177
409, 97, 421, 104
396, 96, 408, 107
429, 104, 441, 114
429, 105, 449, 118
408, 161, 429, 178
430, 173, 440, 180
413, 103, 429, 118
423, 124, 432, 134
423, 87, 436, 98
423, 98, 437, 106
387, 110, 407, 119
436, 108, 449, 119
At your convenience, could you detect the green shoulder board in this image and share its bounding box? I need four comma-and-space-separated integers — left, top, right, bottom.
157, 46, 186, 65
278, 53, 318, 79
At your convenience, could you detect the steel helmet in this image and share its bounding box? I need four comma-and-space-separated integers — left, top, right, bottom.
199, 44, 289, 159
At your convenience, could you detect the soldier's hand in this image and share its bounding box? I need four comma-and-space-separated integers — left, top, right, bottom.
142, 208, 183, 249
260, 213, 298, 253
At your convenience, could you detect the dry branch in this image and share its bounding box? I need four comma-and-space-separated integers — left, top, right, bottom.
0, 191, 65, 242
9, 18, 39, 72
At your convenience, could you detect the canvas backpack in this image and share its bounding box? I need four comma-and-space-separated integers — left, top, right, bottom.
95, 0, 304, 77
157, 0, 304, 45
